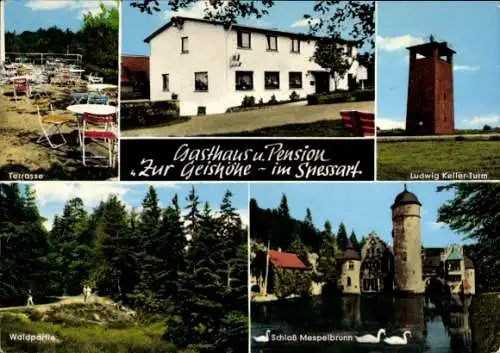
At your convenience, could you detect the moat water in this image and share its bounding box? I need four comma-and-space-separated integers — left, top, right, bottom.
251, 295, 496, 353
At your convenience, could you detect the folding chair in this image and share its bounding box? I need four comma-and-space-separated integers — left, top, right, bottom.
81, 112, 117, 167
13, 78, 31, 101
36, 100, 74, 148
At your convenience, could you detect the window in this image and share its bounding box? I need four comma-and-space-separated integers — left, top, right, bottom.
267, 35, 278, 51
162, 74, 169, 91
347, 277, 352, 287
181, 37, 189, 53
289, 72, 302, 89
291, 38, 300, 53
402, 252, 407, 262
348, 261, 354, 270
264, 71, 280, 89
237, 31, 251, 49
235, 71, 253, 90
194, 72, 208, 92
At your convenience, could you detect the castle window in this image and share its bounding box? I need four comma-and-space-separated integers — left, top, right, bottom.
347, 277, 352, 287
348, 261, 354, 270
402, 252, 407, 262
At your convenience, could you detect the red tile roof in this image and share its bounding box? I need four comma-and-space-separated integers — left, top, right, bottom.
121, 55, 149, 83
268, 250, 307, 269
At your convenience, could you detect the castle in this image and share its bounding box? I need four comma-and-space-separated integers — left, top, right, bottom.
337, 186, 475, 295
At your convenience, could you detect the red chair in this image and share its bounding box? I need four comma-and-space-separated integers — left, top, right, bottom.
13, 78, 31, 101
340, 110, 375, 137
341, 111, 356, 133
81, 112, 117, 167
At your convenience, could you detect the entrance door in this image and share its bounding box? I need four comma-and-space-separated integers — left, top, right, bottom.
314, 72, 330, 93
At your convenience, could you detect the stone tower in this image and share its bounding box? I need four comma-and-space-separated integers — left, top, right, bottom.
391, 185, 425, 294
406, 40, 455, 135
338, 240, 361, 294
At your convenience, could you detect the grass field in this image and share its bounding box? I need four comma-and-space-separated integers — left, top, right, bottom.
0, 303, 192, 353
121, 100, 374, 137
201, 119, 350, 137
377, 140, 500, 180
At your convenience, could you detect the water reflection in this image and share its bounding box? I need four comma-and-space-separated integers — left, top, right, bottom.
251, 295, 480, 353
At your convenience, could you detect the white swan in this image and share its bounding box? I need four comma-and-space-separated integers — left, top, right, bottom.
355, 329, 386, 343
252, 329, 271, 343
491, 345, 500, 353
384, 330, 411, 345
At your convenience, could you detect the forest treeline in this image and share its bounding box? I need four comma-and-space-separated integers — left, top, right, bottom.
0, 183, 247, 353
5, 3, 118, 83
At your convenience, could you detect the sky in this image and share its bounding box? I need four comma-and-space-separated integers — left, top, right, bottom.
250, 182, 474, 248
27, 182, 249, 231
377, 1, 500, 130
121, 0, 372, 55
4, 0, 117, 33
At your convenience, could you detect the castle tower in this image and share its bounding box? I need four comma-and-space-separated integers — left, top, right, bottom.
338, 240, 361, 294
406, 39, 455, 135
391, 185, 425, 293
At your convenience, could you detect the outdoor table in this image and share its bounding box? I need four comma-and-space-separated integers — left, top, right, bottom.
87, 84, 118, 93
67, 104, 117, 115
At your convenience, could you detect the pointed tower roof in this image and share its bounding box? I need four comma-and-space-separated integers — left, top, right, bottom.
391, 184, 422, 209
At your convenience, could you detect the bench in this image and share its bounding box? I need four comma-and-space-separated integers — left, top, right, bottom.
341, 110, 375, 137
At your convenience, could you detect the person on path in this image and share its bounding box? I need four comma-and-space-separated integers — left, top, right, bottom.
27, 289, 34, 306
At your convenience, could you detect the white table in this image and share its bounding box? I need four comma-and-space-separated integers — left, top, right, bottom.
67, 104, 117, 115
87, 83, 117, 92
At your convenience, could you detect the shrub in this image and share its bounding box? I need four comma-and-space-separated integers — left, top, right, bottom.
483, 124, 492, 131
352, 88, 375, 101
258, 98, 264, 106
455, 136, 465, 141
268, 94, 278, 105
241, 95, 255, 107
489, 135, 500, 141
290, 91, 300, 101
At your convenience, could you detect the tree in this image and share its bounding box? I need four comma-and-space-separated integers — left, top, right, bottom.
277, 193, 290, 218
184, 185, 201, 240
90, 195, 136, 302
336, 222, 348, 251
437, 183, 500, 290
131, 1, 374, 49
324, 220, 333, 238
49, 198, 90, 295
317, 231, 338, 289
313, 38, 351, 90
349, 230, 359, 251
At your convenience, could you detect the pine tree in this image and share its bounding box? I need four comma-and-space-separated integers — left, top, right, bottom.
48, 197, 90, 295
349, 230, 360, 251
277, 193, 290, 218
90, 195, 136, 302
167, 202, 227, 351
185, 185, 201, 241
336, 222, 349, 251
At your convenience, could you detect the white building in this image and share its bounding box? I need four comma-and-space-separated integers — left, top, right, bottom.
146, 16, 367, 116
0, 0, 5, 64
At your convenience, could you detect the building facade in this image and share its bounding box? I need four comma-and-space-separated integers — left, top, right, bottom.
360, 231, 394, 293
146, 16, 367, 116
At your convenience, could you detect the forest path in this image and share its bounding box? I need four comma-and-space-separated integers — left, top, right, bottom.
0, 295, 115, 312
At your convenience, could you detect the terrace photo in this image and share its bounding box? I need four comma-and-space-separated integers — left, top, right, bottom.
249, 183, 500, 353
120, 0, 375, 137
0, 0, 119, 181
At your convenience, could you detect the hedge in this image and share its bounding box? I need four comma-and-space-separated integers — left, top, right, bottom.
307, 89, 375, 105
120, 100, 181, 130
